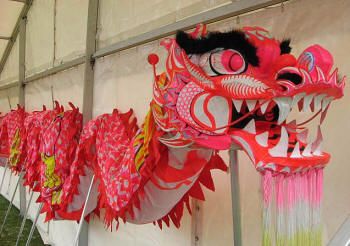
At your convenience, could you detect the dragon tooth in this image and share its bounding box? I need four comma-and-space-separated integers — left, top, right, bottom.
312, 126, 323, 156
259, 100, 269, 114
246, 100, 257, 111
313, 94, 326, 112
292, 93, 306, 108
290, 142, 302, 158
320, 104, 329, 124
255, 131, 269, 147
296, 129, 308, 143
243, 119, 256, 134
302, 143, 313, 157
302, 94, 314, 112
321, 97, 332, 111
273, 97, 292, 125
232, 99, 243, 112
286, 120, 297, 133
268, 126, 289, 157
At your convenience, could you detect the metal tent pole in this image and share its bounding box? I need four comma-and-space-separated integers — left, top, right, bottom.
25, 203, 43, 246
0, 172, 24, 236
0, 161, 9, 193
76, 0, 100, 245
74, 175, 96, 246
15, 188, 35, 246
18, 15, 27, 217
229, 147, 242, 246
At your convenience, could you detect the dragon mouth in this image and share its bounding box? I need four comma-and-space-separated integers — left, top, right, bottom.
228, 94, 334, 173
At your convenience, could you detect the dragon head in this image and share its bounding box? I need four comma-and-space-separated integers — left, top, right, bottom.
150, 24, 345, 174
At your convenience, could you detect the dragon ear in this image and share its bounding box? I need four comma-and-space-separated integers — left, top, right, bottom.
54, 101, 60, 110
68, 102, 76, 111
190, 23, 207, 38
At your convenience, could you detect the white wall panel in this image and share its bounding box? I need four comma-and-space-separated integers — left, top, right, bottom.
25, 0, 54, 76
55, 0, 88, 64
0, 1, 23, 37
25, 64, 84, 111
0, 36, 19, 85
97, 0, 231, 48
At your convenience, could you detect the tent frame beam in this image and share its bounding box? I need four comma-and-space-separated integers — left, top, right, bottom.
0, 0, 32, 75
18, 15, 26, 216
0, 36, 11, 40
93, 0, 283, 59
77, 0, 100, 245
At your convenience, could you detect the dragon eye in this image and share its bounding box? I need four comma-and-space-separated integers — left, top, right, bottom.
209, 50, 246, 75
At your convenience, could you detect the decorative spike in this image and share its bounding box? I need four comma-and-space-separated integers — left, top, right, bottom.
327, 68, 338, 85
268, 126, 289, 157
255, 131, 269, 147
315, 66, 326, 82
243, 119, 256, 134
290, 142, 302, 158
338, 76, 346, 89
300, 69, 312, 84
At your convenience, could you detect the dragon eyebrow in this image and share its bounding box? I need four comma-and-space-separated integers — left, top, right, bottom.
280, 39, 292, 54
176, 30, 259, 66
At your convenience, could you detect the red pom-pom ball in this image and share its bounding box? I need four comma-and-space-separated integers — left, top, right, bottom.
148, 53, 159, 65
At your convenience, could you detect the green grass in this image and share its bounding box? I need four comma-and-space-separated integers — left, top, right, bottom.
0, 195, 47, 246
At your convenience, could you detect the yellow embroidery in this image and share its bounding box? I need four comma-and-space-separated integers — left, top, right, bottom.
42, 153, 62, 205
133, 110, 155, 171
9, 129, 21, 168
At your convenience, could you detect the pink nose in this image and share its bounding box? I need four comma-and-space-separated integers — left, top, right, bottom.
297, 45, 334, 80
273, 54, 297, 73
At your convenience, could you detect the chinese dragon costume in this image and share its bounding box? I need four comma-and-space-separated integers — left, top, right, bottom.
0, 24, 345, 246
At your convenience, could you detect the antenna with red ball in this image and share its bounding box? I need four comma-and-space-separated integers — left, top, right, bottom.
147, 53, 159, 80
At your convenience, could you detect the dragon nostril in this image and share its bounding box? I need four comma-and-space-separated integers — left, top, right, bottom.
277, 72, 303, 85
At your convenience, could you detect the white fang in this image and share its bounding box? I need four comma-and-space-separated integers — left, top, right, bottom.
255, 131, 269, 147
290, 142, 302, 158
274, 97, 292, 125
243, 119, 256, 134
268, 126, 288, 157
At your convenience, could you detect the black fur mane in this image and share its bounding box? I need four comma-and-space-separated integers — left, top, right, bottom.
176, 30, 259, 66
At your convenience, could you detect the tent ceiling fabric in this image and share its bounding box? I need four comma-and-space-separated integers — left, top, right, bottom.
0, 0, 24, 62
